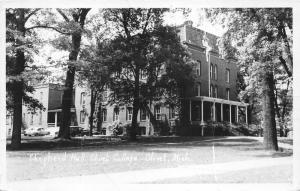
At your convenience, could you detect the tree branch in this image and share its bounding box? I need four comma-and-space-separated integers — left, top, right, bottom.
279, 56, 292, 77
142, 9, 152, 35
121, 10, 131, 39
24, 9, 41, 23
25, 25, 71, 35
56, 9, 70, 22
79, 8, 91, 27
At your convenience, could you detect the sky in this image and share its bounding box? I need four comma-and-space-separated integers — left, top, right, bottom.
163, 9, 225, 36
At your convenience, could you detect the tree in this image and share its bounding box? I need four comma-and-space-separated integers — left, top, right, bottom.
28, 9, 91, 139
55, 9, 91, 139
103, 9, 195, 140
6, 9, 47, 149
16, 8, 91, 139
206, 8, 293, 150
103, 8, 168, 140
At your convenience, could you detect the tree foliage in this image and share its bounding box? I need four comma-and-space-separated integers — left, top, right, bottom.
206, 8, 293, 150
103, 9, 195, 140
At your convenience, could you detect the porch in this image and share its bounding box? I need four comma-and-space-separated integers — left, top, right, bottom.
188, 96, 248, 125
47, 108, 77, 128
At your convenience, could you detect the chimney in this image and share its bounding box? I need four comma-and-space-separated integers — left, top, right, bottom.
184, 20, 193, 27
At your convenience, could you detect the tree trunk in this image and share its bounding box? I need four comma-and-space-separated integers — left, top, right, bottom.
262, 71, 278, 151
142, 101, 158, 130
274, 86, 284, 137
11, 11, 26, 149
178, 85, 188, 135
130, 68, 140, 141
96, 101, 102, 132
89, 89, 96, 136
58, 32, 82, 139
281, 80, 290, 137
11, 81, 23, 149
57, 9, 90, 139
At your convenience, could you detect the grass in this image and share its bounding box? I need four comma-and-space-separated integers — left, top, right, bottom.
6, 136, 293, 182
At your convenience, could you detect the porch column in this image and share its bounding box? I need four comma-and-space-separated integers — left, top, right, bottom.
245, 106, 248, 124
189, 99, 192, 121
54, 112, 57, 127
236, 105, 239, 123
229, 104, 232, 124
201, 100, 204, 136
201, 100, 204, 124
221, 103, 223, 121
213, 102, 216, 121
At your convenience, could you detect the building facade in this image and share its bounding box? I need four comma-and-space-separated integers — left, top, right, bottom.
177, 21, 248, 127
20, 84, 92, 131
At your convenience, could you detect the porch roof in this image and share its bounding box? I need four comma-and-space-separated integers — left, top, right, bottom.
188, 96, 248, 107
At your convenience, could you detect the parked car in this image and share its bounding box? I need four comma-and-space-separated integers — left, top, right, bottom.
24, 127, 39, 136
48, 127, 59, 137
36, 128, 50, 136
24, 127, 50, 136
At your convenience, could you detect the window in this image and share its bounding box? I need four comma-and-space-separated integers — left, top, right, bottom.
154, 105, 161, 120
113, 107, 119, 121
127, 107, 133, 121
195, 105, 201, 121
193, 83, 201, 97
39, 111, 42, 125
40, 92, 43, 102
102, 91, 108, 102
140, 108, 147, 121
30, 114, 33, 125
226, 69, 230, 83
102, 109, 107, 122
196, 60, 201, 76
80, 111, 85, 123
169, 106, 176, 119
195, 83, 201, 97
214, 86, 218, 98
210, 85, 213, 97
210, 63, 213, 79
214, 65, 217, 80
80, 92, 86, 105
140, 70, 147, 80
226, 88, 230, 100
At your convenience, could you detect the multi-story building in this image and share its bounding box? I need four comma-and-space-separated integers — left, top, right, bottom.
100, 21, 248, 135
176, 21, 248, 126
16, 21, 248, 137
21, 84, 91, 131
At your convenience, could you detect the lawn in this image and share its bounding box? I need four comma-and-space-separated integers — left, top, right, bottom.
6, 136, 293, 183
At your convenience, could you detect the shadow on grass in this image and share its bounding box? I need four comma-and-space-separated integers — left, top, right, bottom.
255, 150, 293, 158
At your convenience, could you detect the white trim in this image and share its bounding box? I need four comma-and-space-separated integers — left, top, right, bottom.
189, 96, 249, 107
